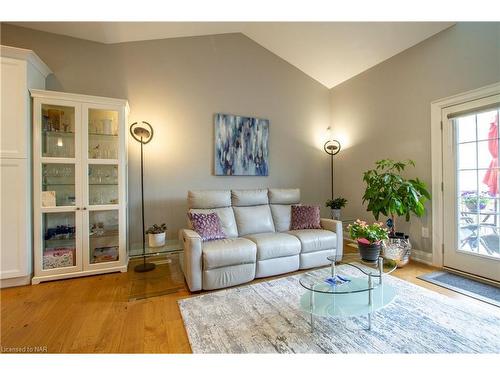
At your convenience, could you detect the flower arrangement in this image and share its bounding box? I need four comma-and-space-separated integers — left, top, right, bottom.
348, 219, 389, 244
325, 197, 348, 210
461, 191, 491, 211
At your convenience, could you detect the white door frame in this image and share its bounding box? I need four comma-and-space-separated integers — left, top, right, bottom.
431, 82, 500, 267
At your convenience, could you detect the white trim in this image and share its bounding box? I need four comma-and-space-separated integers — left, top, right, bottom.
430, 81, 500, 268
30, 89, 129, 108
1, 45, 52, 78
31, 265, 127, 284
0, 275, 32, 288
410, 249, 433, 266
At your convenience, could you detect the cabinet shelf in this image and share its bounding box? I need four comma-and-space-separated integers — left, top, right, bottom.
42, 130, 74, 136
88, 132, 118, 138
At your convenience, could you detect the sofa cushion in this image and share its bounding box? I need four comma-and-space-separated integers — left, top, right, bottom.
270, 204, 292, 232
288, 229, 337, 253
268, 188, 300, 204
188, 207, 238, 238
233, 205, 275, 236
188, 212, 226, 241
244, 232, 301, 261
232, 189, 269, 206
202, 238, 257, 270
188, 190, 231, 209
291, 205, 321, 230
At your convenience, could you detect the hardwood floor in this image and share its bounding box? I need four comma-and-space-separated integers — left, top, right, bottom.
1, 248, 496, 353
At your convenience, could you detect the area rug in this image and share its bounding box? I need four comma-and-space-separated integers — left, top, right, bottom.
418, 271, 500, 307
178, 266, 500, 353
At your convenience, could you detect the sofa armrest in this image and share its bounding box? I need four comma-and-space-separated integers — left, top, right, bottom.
320, 218, 343, 261
179, 228, 203, 291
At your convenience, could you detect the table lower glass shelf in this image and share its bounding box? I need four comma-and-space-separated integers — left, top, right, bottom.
128, 239, 183, 259
300, 278, 396, 318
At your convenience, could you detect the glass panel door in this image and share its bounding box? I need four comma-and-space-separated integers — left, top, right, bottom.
455, 108, 500, 258
443, 95, 500, 282
42, 212, 77, 270
88, 164, 119, 205
88, 109, 119, 160
89, 210, 120, 264
41, 104, 75, 158
42, 163, 76, 207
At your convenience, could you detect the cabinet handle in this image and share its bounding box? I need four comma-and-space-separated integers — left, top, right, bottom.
83, 207, 87, 210
76, 207, 80, 210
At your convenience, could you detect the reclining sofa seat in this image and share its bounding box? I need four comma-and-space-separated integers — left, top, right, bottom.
180, 188, 343, 292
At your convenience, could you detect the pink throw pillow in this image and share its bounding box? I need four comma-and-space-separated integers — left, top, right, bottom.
188, 212, 226, 241
291, 205, 321, 230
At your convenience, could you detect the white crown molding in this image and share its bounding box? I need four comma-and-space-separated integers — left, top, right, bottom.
1, 45, 52, 78
30, 89, 129, 111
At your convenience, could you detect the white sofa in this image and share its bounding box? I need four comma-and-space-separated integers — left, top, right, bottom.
179, 188, 343, 291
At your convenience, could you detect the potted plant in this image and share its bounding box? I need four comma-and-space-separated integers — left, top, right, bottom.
325, 197, 347, 220
362, 159, 431, 266
348, 220, 389, 261
461, 191, 491, 211
146, 223, 167, 248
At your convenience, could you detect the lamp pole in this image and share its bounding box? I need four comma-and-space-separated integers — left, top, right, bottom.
324, 138, 341, 200
130, 121, 156, 273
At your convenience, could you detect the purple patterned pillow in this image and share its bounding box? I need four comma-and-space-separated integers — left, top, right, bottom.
188, 212, 226, 241
290, 205, 321, 230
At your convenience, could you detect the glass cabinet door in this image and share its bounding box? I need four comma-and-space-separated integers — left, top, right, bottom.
41, 104, 76, 158
42, 163, 76, 207
88, 108, 119, 160
42, 212, 77, 270
88, 164, 119, 205
88, 210, 120, 264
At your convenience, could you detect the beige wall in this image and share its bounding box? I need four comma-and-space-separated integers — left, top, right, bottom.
330, 23, 500, 252
1, 24, 332, 245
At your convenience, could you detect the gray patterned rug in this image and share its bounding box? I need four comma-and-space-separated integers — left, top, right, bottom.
178, 266, 500, 353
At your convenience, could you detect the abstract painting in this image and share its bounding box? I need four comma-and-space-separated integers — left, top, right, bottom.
214, 113, 269, 176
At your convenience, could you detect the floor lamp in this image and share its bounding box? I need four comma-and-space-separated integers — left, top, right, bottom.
130, 121, 156, 273
323, 129, 341, 200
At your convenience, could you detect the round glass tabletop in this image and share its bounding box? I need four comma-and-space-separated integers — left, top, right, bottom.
299, 273, 374, 294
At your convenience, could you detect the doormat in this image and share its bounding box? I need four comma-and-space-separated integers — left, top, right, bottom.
418, 271, 500, 307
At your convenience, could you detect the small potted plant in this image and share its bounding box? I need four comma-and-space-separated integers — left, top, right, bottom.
348, 219, 389, 261
146, 223, 167, 248
325, 197, 348, 220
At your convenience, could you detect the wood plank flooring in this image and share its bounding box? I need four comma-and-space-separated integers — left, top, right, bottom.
1, 248, 496, 353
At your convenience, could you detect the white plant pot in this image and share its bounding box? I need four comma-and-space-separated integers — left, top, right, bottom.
331, 209, 341, 220
148, 232, 166, 248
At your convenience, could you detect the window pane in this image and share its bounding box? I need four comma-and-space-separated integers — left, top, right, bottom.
456, 114, 476, 143
477, 110, 499, 141
458, 142, 477, 170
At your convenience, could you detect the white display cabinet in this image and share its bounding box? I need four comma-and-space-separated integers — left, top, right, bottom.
31, 90, 129, 284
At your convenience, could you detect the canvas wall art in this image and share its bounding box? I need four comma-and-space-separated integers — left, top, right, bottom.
214, 113, 269, 176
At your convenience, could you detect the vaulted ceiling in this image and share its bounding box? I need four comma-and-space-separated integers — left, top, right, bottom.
10, 22, 454, 88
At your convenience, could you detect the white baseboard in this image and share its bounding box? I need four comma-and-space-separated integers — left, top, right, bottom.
1, 275, 31, 288
411, 249, 433, 266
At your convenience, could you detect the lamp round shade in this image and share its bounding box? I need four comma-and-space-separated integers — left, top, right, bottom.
130, 121, 154, 144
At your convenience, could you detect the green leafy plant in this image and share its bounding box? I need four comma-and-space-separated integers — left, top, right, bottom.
146, 223, 167, 234
362, 159, 431, 233
325, 197, 348, 209
348, 219, 389, 244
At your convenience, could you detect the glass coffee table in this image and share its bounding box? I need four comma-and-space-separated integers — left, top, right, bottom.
299, 255, 397, 331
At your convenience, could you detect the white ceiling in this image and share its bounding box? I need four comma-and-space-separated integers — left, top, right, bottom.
10, 22, 454, 88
